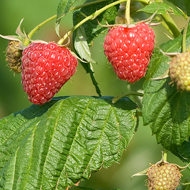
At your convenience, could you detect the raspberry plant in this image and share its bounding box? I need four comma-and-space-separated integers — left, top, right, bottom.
0, 0, 190, 190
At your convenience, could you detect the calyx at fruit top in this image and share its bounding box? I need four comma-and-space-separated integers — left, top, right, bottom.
0, 19, 28, 50
0, 19, 49, 49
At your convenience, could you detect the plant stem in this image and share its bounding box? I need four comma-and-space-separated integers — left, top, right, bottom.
135, 0, 181, 38
155, 16, 173, 36
132, 0, 151, 4
182, 17, 190, 53
23, 0, 108, 46
57, 0, 128, 45
163, 149, 167, 162
137, 110, 142, 116
24, 15, 57, 46
112, 91, 144, 104
154, 0, 181, 38
71, 0, 108, 11
125, 0, 131, 25
161, 13, 181, 38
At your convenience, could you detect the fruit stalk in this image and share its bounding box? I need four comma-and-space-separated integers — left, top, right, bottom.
23, 15, 57, 46
132, 0, 150, 4
182, 17, 190, 53
112, 91, 144, 103
163, 149, 167, 162
125, 0, 131, 25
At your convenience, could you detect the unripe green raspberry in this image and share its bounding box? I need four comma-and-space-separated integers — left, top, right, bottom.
6, 40, 22, 73
169, 52, 190, 91
147, 162, 182, 190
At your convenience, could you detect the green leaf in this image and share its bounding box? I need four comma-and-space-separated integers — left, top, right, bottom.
0, 96, 137, 190
73, 21, 96, 64
167, 0, 190, 16
73, 0, 119, 45
138, 2, 182, 16
142, 22, 190, 155
56, 0, 77, 36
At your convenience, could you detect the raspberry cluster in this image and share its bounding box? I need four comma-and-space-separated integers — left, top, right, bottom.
104, 23, 155, 83
21, 42, 78, 105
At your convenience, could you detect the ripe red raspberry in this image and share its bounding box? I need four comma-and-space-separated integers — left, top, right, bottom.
104, 23, 155, 83
21, 42, 78, 105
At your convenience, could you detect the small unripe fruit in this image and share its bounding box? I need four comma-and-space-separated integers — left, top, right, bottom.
169, 51, 190, 91
6, 41, 22, 73
147, 162, 182, 190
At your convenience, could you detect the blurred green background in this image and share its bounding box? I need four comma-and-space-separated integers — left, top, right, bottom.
0, 1, 189, 189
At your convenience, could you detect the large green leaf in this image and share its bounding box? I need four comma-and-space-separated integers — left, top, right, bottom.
142, 22, 190, 159
0, 96, 137, 190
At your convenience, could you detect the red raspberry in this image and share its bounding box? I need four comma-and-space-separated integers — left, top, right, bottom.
104, 23, 155, 83
21, 42, 78, 105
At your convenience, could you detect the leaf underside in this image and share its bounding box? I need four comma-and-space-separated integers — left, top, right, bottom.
0, 96, 137, 190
